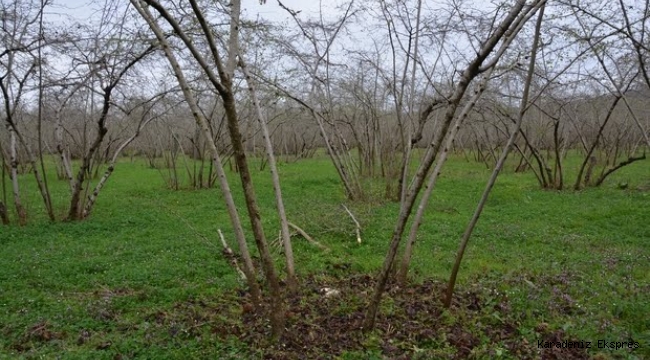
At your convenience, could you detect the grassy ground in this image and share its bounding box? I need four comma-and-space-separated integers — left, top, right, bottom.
0, 153, 648, 359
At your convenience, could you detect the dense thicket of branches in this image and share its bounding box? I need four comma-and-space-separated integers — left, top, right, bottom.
1, 0, 648, 339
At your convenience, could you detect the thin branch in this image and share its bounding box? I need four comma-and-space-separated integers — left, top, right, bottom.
342, 204, 362, 244
287, 221, 330, 251
218, 229, 247, 280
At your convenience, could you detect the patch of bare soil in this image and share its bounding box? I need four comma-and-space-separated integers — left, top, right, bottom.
207, 274, 591, 359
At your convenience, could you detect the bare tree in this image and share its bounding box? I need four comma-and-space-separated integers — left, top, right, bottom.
131, 0, 286, 338
0, 0, 54, 224
82, 93, 171, 218
455, 0, 649, 192
445, 2, 546, 307
264, 1, 366, 200
63, 5, 158, 220
568, 3, 647, 189
240, 58, 297, 292
364, 0, 547, 331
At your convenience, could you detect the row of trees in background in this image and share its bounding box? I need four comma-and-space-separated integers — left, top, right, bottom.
2, 0, 649, 338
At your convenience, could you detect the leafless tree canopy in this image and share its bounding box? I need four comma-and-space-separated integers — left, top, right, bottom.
1, 0, 648, 337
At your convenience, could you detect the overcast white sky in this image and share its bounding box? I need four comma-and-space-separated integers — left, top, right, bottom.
47, 0, 348, 25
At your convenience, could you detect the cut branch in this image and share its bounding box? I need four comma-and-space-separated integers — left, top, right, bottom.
342, 204, 362, 244
287, 221, 329, 251
218, 229, 247, 281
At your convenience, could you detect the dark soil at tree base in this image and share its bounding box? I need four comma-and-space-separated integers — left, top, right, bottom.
204, 274, 592, 359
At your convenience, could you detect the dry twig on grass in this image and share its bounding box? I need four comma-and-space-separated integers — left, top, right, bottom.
287, 221, 330, 251
218, 229, 246, 280
342, 205, 362, 244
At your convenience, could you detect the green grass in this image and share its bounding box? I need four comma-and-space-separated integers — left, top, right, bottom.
0, 153, 649, 359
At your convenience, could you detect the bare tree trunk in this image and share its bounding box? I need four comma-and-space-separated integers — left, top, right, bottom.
3, 112, 53, 225
83, 114, 157, 218
36, 0, 54, 222
573, 96, 622, 190
67, 92, 111, 221
55, 88, 86, 192
363, 0, 541, 331
54, 129, 70, 184
552, 119, 564, 189
397, 0, 546, 285
0, 201, 8, 225
130, 0, 263, 306
396, 65, 498, 285
380, 0, 415, 203
496, 108, 549, 188
445, 2, 546, 307
11, 127, 58, 222
0, 139, 9, 225
240, 58, 297, 292
320, 117, 359, 199
570, 4, 641, 190
222, 88, 286, 338
9, 127, 26, 225
188, 0, 285, 338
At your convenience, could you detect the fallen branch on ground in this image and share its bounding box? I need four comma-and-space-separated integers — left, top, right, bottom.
287, 221, 330, 251
218, 229, 246, 280
342, 205, 362, 244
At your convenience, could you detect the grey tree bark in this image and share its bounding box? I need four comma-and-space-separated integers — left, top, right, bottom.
363, 0, 546, 331
444, 2, 547, 307
135, 0, 286, 338
240, 58, 297, 292
130, 0, 263, 305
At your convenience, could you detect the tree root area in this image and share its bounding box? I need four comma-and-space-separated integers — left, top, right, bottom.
210, 274, 591, 359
